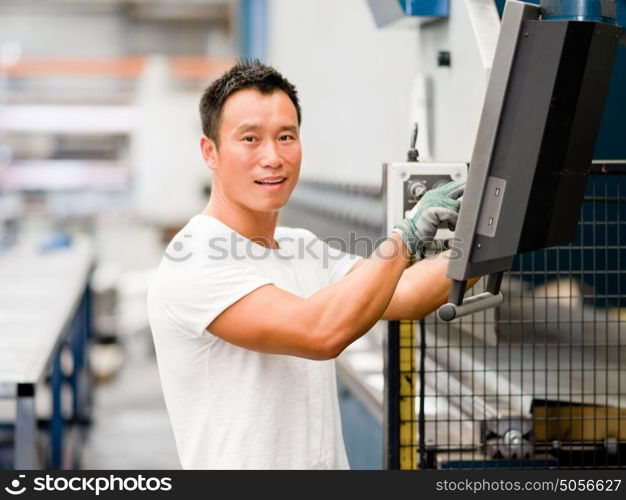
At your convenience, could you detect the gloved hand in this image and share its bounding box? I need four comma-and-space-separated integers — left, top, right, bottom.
392, 181, 464, 258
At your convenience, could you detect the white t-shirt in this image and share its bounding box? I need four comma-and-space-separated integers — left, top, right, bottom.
147, 214, 362, 469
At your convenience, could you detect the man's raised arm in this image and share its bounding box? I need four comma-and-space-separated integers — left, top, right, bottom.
208, 181, 465, 360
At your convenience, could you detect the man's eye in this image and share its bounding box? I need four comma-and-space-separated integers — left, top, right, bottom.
243, 136, 257, 142
279, 135, 295, 141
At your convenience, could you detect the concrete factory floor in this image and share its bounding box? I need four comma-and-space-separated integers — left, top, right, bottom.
80, 345, 181, 470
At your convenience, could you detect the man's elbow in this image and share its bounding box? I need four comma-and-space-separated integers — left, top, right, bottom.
313, 337, 344, 361
298, 311, 363, 360
313, 327, 352, 361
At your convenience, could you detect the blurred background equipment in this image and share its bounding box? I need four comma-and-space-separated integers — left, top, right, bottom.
0, 0, 235, 469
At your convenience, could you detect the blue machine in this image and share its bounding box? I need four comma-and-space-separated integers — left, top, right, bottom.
366, 0, 449, 26
370, 0, 626, 159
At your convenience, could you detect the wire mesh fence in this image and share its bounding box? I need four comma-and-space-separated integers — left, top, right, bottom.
386, 167, 626, 469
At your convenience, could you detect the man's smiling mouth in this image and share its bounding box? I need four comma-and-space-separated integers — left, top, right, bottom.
255, 177, 287, 185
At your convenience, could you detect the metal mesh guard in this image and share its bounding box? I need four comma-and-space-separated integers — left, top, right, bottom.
388, 170, 626, 469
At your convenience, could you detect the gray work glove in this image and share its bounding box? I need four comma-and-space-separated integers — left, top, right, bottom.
392, 181, 464, 258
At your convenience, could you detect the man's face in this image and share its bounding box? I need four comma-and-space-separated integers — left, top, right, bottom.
203, 88, 302, 214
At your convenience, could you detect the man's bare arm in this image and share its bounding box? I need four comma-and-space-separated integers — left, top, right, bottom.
207, 233, 410, 360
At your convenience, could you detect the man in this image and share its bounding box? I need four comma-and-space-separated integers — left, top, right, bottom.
147, 60, 464, 469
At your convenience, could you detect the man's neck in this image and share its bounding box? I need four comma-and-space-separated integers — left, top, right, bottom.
201, 195, 280, 249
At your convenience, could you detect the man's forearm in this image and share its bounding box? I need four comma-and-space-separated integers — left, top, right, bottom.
301, 232, 410, 357
384, 252, 452, 320
383, 251, 481, 321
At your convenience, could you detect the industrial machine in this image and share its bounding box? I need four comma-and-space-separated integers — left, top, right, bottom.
379, 0, 626, 470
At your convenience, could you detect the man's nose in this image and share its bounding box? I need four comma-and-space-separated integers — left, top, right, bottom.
260, 141, 282, 168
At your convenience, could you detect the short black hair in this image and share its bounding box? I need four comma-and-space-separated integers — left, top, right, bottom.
199, 59, 301, 147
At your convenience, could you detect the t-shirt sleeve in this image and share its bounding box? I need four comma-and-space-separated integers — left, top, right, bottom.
297, 229, 364, 285
326, 245, 363, 284
159, 254, 273, 338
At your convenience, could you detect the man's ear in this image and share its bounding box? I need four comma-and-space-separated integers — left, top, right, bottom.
200, 135, 218, 171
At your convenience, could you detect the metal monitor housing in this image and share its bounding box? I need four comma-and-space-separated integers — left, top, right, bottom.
439, 0, 622, 321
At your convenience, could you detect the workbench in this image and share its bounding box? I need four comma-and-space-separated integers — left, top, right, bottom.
0, 235, 94, 469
